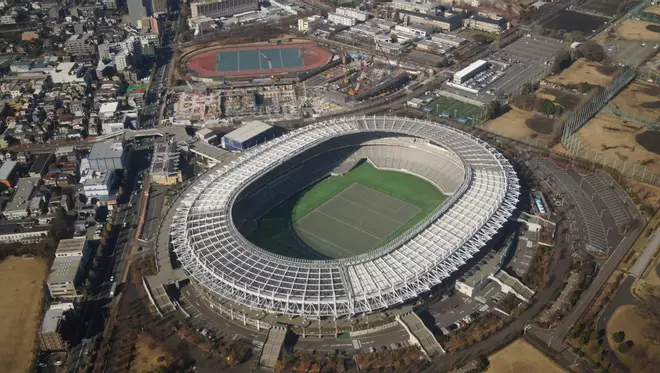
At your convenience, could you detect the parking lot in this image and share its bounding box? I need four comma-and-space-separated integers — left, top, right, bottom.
527, 157, 632, 257
487, 36, 565, 97
602, 39, 659, 67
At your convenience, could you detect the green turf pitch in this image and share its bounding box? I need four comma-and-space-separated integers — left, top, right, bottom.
246, 162, 447, 259
425, 96, 484, 120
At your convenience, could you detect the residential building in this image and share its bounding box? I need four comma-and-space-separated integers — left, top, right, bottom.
0, 15, 16, 24
398, 10, 463, 31
64, 34, 95, 57
3, 177, 40, 220
430, 33, 468, 47
82, 169, 115, 198
297, 15, 321, 32
328, 12, 357, 27
390, 0, 440, 14
190, 0, 259, 18
46, 237, 90, 300
88, 142, 125, 172
463, 13, 508, 34
335, 7, 370, 22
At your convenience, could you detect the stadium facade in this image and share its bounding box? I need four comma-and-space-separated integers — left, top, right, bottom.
170, 116, 519, 318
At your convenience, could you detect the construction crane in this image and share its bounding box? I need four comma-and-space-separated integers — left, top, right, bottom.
348, 61, 368, 96
260, 52, 275, 84
374, 41, 393, 70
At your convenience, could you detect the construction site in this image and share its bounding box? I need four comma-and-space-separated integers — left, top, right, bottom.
303, 48, 413, 107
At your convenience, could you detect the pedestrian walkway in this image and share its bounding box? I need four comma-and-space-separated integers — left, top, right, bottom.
259, 326, 287, 370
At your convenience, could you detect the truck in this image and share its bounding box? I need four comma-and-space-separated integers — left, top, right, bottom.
109, 282, 118, 297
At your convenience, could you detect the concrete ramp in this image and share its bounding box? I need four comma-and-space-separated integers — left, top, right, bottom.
490, 271, 535, 302
259, 325, 287, 370
397, 309, 445, 358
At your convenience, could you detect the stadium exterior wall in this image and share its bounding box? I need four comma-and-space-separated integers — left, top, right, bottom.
170, 116, 519, 317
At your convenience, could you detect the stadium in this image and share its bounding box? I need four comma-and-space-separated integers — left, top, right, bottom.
170, 116, 519, 318
182, 41, 333, 80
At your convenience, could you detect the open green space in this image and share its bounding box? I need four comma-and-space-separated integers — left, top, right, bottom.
246, 162, 447, 259
423, 96, 484, 123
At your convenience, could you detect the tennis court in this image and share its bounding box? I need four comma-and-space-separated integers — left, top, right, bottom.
425, 96, 484, 122
292, 183, 421, 258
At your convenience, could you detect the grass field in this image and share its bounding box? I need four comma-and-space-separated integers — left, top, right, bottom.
487, 339, 566, 373
0, 256, 47, 373
544, 60, 619, 87
247, 162, 446, 259
423, 96, 484, 123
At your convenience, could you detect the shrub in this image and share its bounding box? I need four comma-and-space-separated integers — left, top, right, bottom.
612, 331, 625, 343
618, 341, 632, 354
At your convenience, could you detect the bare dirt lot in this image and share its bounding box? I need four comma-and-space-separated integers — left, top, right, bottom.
535, 87, 585, 110
544, 60, 619, 87
573, 114, 660, 173
613, 80, 660, 119
616, 19, 660, 41
645, 5, 660, 16
0, 256, 47, 373
486, 339, 566, 373
129, 334, 174, 373
483, 106, 555, 144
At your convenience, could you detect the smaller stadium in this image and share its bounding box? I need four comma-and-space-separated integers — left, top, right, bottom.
183, 41, 333, 80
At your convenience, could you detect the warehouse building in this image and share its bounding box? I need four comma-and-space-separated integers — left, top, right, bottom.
453, 59, 490, 84
398, 10, 463, 31
221, 121, 280, 151
88, 142, 125, 172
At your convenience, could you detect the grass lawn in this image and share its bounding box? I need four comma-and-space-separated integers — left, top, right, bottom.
247, 162, 446, 258
606, 305, 660, 372
487, 339, 566, 373
424, 96, 484, 121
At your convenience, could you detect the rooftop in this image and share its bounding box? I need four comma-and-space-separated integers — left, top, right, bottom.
0, 160, 17, 180
4, 177, 40, 214
89, 142, 124, 161
40, 308, 65, 333
99, 102, 119, 114
55, 237, 87, 256
224, 120, 273, 144
47, 255, 83, 284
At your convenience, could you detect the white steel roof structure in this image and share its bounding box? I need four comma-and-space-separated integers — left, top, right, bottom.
170, 116, 519, 317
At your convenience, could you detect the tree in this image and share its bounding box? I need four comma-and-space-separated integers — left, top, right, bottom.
553, 50, 573, 74
485, 101, 502, 119
578, 41, 606, 62
618, 341, 633, 353
78, 193, 88, 205
612, 331, 625, 343
475, 355, 489, 370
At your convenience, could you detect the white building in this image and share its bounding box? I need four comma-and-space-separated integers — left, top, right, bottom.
390, 0, 440, 14
115, 50, 129, 71
335, 7, 369, 22
297, 15, 321, 32
328, 12, 357, 27
430, 33, 468, 47
47, 237, 91, 300
82, 169, 115, 199
453, 59, 490, 84
395, 24, 434, 38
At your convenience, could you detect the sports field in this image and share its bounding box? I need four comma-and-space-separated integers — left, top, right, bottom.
183, 43, 332, 78
247, 162, 447, 259
424, 96, 484, 123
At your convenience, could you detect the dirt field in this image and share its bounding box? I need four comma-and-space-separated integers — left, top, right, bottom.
606, 305, 660, 371
613, 80, 660, 119
483, 106, 554, 144
0, 256, 47, 373
616, 19, 660, 41
573, 114, 660, 173
644, 5, 660, 16
486, 339, 566, 373
544, 60, 619, 87
643, 52, 660, 72
535, 87, 584, 110
129, 334, 173, 373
